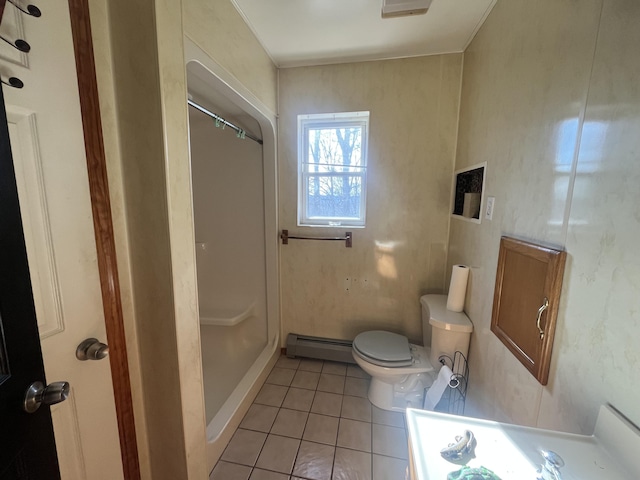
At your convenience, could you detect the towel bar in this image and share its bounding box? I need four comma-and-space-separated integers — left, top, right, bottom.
280, 229, 352, 248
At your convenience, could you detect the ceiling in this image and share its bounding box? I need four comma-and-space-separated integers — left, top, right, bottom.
231, 0, 497, 68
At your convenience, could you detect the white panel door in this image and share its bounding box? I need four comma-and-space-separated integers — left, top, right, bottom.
1, 1, 124, 479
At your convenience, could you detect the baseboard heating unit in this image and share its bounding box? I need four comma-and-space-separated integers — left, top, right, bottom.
286, 333, 356, 364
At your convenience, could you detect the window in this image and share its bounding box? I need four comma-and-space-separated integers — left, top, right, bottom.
298, 112, 369, 227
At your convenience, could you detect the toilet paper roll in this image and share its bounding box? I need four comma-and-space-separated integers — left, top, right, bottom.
424, 364, 454, 410
463, 193, 481, 218
447, 265, 469, 312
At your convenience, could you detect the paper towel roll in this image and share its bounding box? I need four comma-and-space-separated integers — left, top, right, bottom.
424, 364, 454, 410
447, 265, 469, 312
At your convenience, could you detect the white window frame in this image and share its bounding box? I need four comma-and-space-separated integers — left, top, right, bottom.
297, 111, 369, 227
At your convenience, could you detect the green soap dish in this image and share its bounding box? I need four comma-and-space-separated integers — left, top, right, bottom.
446, 465, 502, 480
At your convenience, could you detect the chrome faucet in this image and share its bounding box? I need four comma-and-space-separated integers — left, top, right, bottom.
537, 450, 564, 480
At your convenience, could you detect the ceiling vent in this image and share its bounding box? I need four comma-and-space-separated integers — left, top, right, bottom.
381, 0, 432, 18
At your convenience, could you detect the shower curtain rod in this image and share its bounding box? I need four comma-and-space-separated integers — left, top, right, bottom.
188, 99, 263, 145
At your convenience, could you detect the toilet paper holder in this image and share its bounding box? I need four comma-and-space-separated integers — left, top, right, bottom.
428, 351, 469, 416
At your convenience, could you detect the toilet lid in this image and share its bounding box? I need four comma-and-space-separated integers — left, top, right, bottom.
353, 331, 412, 366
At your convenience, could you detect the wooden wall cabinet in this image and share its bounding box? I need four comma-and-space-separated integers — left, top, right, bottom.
491, 237, 567, 385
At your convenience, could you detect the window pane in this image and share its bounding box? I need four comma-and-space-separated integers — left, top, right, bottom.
307, 126, 362, 171
306, 175, 362, 219
298, 112, 369, 226
307, 165, 365, 174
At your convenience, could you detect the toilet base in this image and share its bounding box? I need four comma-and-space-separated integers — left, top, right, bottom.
367, 374, 433, 412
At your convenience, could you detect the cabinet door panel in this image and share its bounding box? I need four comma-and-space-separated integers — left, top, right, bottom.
491, 237, 566, 385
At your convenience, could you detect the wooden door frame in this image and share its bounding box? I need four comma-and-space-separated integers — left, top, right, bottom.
66, 1, 140, 478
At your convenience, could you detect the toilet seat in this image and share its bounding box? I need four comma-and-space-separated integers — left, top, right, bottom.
353, 331, 413, 367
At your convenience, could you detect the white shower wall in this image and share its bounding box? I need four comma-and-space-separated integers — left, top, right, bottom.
189, 108, 267, 423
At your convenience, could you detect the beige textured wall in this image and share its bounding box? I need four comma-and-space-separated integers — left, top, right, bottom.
279, 56, 462, 345
96, 0, 193, 478
537, 0, 640, 434
89, 0, 152, 477
450, 0, 640, 433
182, 0, 278, 113
153, 0, 210, 476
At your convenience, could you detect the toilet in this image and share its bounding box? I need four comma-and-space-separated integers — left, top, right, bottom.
352, 294, 473, 411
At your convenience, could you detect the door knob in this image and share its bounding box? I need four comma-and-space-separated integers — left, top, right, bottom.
23, 381, 70, 413
76, 337, 109, 361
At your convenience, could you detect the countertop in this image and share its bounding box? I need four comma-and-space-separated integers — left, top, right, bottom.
406, 405, 640, 480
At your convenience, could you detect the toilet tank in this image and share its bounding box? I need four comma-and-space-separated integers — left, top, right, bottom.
420, 294, 473, 366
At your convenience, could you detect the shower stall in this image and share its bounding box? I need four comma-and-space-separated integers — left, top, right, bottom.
185, 54, 279, 453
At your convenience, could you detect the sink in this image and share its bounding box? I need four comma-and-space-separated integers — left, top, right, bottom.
406, 404, 640, 479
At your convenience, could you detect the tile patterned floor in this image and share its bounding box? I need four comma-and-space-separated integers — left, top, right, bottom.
211, 356, 411, 480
